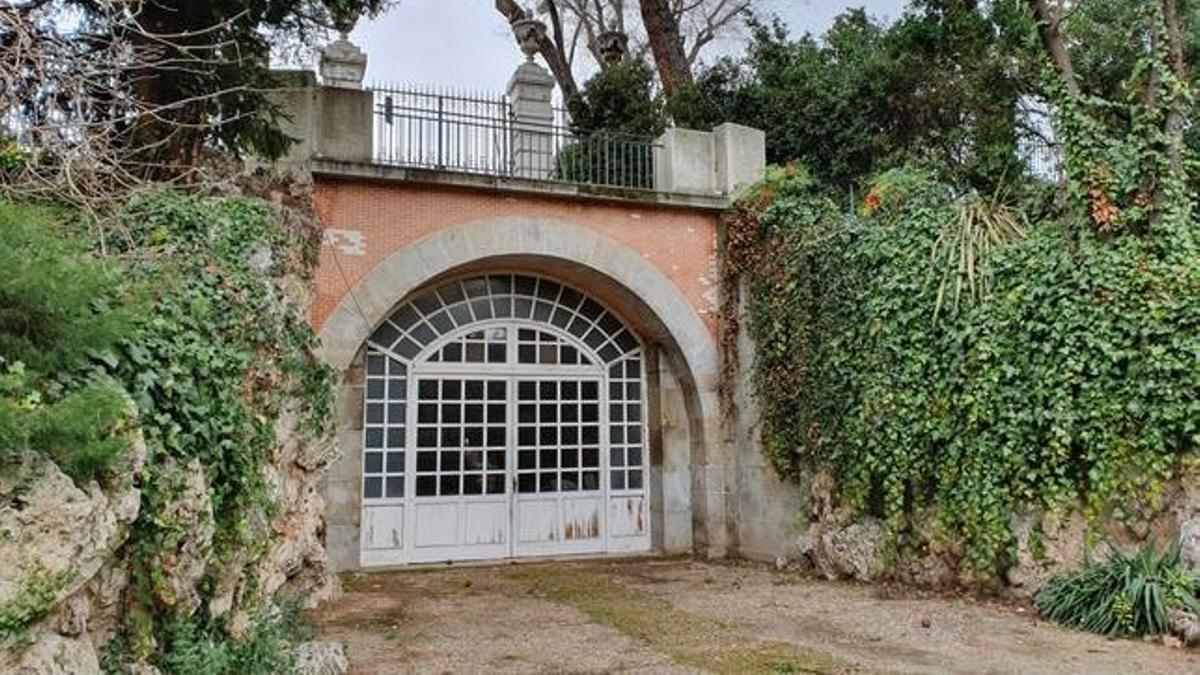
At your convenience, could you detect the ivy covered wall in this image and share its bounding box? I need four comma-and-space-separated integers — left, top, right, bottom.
725, 162, 1199, 578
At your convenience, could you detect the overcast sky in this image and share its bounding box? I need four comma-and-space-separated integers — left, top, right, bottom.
347, 0, 908, 90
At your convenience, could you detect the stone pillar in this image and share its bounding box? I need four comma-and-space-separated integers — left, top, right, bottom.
313, 34, 372, 163
263, 35, 373, 170
314, 86, 373, 163
654, 128, 717, 194
506, 62, 556, 180
714, 123, 767, 195
265, 77, 372, 167
654, 124, 766, 197
506, 14, 557, 180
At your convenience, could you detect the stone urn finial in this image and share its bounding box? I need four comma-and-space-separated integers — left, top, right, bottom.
596, 30, 629, 66
319, 35, 367, 89
511, 11, 547, 62
319, 5, 366, 88
331, 7, 362, 40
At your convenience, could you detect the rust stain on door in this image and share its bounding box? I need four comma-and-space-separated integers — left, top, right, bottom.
564, 510, 601, 540
620, 498, 646, 534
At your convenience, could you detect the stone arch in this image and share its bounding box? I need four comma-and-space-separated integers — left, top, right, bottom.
317, 216, 718, 391
317, 216, 726, 567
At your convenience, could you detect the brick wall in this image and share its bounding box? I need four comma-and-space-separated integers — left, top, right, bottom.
310, 179, 722, 339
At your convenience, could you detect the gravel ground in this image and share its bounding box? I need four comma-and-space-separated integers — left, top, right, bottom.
311, 557, 1200, 674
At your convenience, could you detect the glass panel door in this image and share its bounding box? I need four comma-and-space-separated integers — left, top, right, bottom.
405, 377, 510, 563
512, 377, 606, 556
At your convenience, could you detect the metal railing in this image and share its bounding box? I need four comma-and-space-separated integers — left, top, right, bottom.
373, 85, 513, 175
371, 84, 660, 190
1023, 138, 1065, 182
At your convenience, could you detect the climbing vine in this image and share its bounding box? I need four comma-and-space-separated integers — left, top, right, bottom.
95, 189, 334, 669
720, 165, 842, 471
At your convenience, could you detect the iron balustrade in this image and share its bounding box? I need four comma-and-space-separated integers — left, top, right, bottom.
371, 84, 660, 190
1024, 139, 1065, 183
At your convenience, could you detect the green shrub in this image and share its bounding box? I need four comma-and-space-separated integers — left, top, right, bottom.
0, 200, 143, 481
566, 61, 666, 138
103, 602, 308, 675
1035, 543, 1200, 637
156, 604, 307, 675
0, 201, 140, 373
558, 61, 664, 190
0, 140, 27, 173
554, 131, 656, 189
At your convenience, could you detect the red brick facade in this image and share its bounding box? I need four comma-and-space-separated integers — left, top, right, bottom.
311, 179, 722, 338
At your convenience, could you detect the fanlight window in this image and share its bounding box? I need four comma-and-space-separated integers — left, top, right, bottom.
364, 275, 639, 364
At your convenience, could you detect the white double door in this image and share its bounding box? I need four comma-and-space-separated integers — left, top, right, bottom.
401, 370, 614, 563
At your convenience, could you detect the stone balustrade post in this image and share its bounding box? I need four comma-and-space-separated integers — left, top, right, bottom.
263, 33, 373, 170
506, 61, 556, 180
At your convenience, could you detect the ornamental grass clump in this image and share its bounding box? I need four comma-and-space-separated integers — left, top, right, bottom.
929, 193, 1026, 324
1034, 543, 1200, 638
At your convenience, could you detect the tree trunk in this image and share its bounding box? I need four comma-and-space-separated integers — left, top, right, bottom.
1161, 0, 1189, 174
639, 0, 693, 96
1026, 0, 1081, 97
125, 0, 211, 176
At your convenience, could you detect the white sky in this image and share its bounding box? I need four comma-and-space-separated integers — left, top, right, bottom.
347, 0, 908, 90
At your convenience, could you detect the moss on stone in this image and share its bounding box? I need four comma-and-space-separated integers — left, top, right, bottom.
0, 566, 72, 645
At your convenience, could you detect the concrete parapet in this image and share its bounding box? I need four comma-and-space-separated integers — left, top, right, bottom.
714, 123, 767, 196
268, 62, 764, 199
269, 71, 372, 167
655, 124, 766, 196
655, 128, 717, 194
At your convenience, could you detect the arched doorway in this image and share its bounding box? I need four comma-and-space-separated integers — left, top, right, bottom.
360, 273, 650, 565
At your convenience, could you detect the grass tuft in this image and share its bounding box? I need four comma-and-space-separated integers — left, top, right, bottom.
508, 564, 843, 674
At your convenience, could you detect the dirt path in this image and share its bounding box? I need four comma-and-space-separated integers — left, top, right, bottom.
311, 557, 1200, 674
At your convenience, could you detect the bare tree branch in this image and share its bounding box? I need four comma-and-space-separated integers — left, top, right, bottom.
684, 0, 750, 66
496, 0, 752, 99
0, 0, 264, 216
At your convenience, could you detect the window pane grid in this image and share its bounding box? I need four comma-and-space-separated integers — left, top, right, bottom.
428, 327, 507, 364
363, 276, 651, 515
368, 274, 639, 366
516, 379, 601, 494
364, 349, 406, 500
414, 378, 507, 497
607, 357, 644, 492
516, 328, 593, 366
